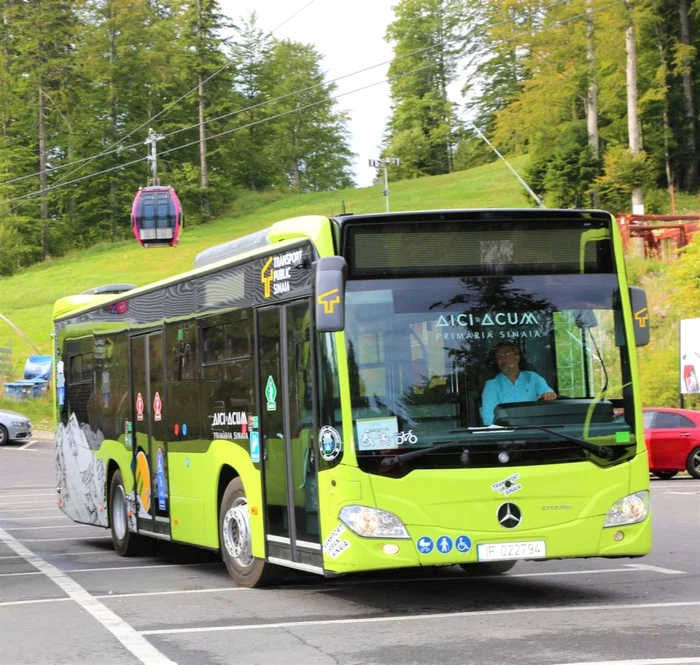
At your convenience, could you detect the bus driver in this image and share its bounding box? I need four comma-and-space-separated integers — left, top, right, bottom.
481, 341, 557, 426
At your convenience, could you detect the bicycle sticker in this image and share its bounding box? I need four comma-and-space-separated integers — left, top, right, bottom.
395, 430, 418, 446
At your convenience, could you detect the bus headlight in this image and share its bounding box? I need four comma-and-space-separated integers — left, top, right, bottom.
604, 491, 649, 527
339, 505, 410, 539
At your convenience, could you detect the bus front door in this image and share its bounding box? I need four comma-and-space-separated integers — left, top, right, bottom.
130, 330, 170, 538
258, 300, 322, 574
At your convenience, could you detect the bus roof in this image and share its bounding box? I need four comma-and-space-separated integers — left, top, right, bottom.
329, 208, 613, 228
54, 214, 334, 322
53, 209, 614, 322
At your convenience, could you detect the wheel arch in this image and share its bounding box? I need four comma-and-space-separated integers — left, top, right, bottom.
217, 463, 240, 533
105, 459, 120, 525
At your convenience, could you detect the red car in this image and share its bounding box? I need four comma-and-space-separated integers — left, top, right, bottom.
644, 408, 700, 480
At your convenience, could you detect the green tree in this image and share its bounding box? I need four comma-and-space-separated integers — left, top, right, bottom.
168, 0, 235, 222
2, 0, 81, 258
71, 0, 179, 243
383, 0, 468, 179
527, 122, 599, 207
264, 40, 354, 191
637, 235, 700, 410
223, 12, 278, 192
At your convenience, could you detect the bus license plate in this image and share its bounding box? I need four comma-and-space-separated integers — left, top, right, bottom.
477, 540, 546, 561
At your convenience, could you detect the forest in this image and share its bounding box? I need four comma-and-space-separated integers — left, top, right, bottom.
0, 0, 698, 276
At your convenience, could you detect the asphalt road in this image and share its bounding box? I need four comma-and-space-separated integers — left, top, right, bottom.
1, 436, 699, 665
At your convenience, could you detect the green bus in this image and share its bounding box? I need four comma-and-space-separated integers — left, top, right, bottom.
53, 209, 652, 587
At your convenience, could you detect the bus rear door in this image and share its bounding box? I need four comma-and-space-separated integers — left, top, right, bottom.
130, 330, 171, 539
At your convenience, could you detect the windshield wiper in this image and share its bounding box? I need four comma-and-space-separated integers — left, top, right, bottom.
379, 425, 614, 471
380, 439, 469, 471
490, 425, 615, 460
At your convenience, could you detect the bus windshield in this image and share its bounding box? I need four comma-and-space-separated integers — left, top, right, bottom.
344, 273, 636, 474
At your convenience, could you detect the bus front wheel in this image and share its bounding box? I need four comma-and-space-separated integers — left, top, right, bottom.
459, 561, 517, 576
219, 477, 278, 588
109, 470, 145, 557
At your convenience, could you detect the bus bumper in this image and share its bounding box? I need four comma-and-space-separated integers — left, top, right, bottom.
323, 512, 652, 573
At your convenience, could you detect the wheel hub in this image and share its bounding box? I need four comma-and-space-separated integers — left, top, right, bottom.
112, 485, 127, 540
223, 498, 253, 567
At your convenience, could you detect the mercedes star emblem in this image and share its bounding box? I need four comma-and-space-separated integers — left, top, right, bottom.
497, 502, 522, 529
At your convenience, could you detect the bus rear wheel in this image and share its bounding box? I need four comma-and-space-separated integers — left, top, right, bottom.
219, 477, 278, 588
459, 561, 518, 576
109, 470, 145, 557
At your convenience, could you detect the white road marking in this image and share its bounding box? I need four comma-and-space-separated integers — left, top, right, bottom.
0, 527, 175, 665
0, 561, 692, 607
4, 524, 100, 531
663, 491, 699, 495
19, 535, 112, 542
0, 561, 217, 577
67, 562, 217, 574
0, 499, 57, 505
0, 561, 682, 583
330, 565, 677, 586
0, 596, 73, 607
0, 586, 247, 607
0, 550, 116, 560
550, 659, 700, 665
0, 515, 70, 521
624, 563, 686, 575
0, 507, 62, 513
95, 586, 247, 599
18, 440, 36, 450
139, 600, 700, 636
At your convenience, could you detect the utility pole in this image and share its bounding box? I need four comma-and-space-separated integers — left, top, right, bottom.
369, 158, 400, 212
145, 128, 164, 186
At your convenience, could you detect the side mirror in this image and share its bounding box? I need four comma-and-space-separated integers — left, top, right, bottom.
629, 287, 650, 347
315, 257, 347, 333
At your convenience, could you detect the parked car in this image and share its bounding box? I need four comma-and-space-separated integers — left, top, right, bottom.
644, 407, 700, 479
0, 409, 33, 445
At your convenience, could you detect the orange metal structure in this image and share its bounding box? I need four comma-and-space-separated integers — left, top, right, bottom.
616, 214, 700, 260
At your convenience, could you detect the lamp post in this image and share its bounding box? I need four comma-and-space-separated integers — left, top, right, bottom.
369, 157, 400, 212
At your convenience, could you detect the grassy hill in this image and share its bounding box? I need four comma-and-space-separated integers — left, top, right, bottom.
0, 157, 533, 370
1, 155, 697, 426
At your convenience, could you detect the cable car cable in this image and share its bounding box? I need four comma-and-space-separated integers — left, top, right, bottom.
0, 64, 437, 210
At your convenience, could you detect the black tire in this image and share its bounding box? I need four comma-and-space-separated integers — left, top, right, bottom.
653, 471, 678, 480
219, 477, 279, 587
109, 470, 145, 556
686, 447, 700, 480
0, 425, 8, 446
459, 560, 518, 576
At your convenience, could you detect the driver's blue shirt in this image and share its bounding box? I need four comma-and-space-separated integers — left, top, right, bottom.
481, 371, 554, 426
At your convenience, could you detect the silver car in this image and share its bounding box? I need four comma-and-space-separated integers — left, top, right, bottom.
0, 409, 33, 445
